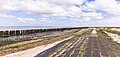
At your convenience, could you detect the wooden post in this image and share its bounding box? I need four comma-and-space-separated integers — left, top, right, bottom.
0, 31, 4, 36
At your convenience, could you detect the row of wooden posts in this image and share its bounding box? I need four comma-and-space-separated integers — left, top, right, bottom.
0, 27, 88, 36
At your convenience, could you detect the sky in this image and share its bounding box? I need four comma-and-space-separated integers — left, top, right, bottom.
0, 0, 120, 27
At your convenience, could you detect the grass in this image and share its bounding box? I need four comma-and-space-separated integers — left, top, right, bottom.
0, 29, 93, 56
0, 41, 22, 46
97, 29, 120, 54
0, 39, 35, 46
80, 38, 88, 57
0, 29, 80, 56
104, 30, 120, 45
97, 29, 120, 45
0, 35, 9, 38
48, 42, 70, 57
106, 30, 120, 36
48, 29, 91, 57
0, 29, 80, 46
97, 29, 109, 38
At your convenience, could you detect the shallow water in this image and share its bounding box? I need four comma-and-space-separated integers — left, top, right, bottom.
0, 26, 65, 31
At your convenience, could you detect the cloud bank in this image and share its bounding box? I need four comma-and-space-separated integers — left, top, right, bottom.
0, 0, 120, 27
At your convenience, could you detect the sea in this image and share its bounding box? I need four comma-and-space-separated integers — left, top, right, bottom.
0, 26, 66, 31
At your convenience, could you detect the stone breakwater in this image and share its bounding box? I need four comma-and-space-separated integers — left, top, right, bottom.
0, 29, 78, 42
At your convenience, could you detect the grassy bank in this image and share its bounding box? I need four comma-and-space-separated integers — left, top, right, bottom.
0, 35, 9, 38
106, 30, 120, 36
0, 41, 23, 46
97, 29, 120, 44
97, 30, 108, 38
0, 38, 35, 46
48, 29, 91, 57
0, 29, 84, 56
48, 34, 81, 57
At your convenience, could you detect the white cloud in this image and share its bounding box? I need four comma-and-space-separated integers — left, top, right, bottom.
98, 16, 120, 24
17, 17, 35, 22
83, 17, 91, 21
0, 0, 84, 14
68, 6, 82, 15
39, 18, 52, 23
0, 0, 120, 26
85, 0, 120, 15
82, 11, 104, 19
46, 0, 85, 6
0, 13, 35, 23
0, 0, 22, 11
0, 0, 103, 20
0, 13, 15, 18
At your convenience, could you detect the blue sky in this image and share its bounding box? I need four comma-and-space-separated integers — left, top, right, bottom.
0, 0, 120, 27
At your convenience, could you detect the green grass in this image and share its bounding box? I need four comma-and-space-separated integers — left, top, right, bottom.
0, 41, 18, 46
97, 29, 120, 53
0, 38, 34, 46
80, 41, 87, 54
0, 29, 91, 56
0, 40, 27, 46
80, 37, 88, 57
48, 29, 92, 57
97, 29, 117, 43
0, 35, 9, 38
97, 29, 109, 38
0, 33, 75, 56
106, 30, 120, 36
